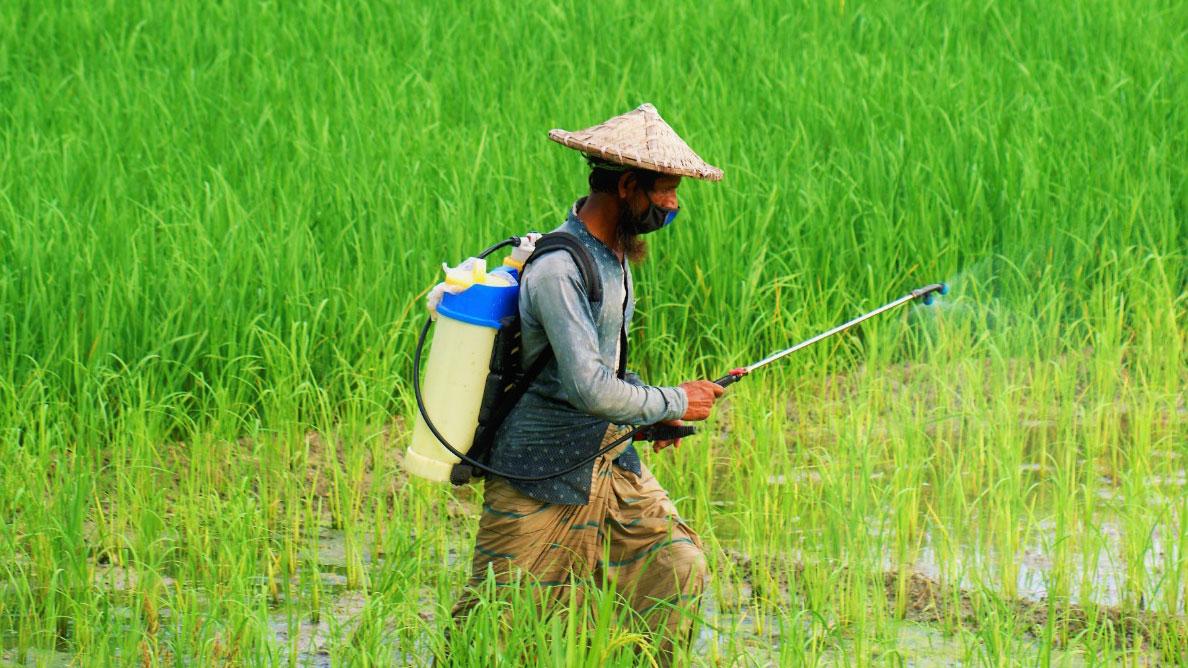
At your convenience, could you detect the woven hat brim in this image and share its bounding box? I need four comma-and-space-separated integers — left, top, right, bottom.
548, 130, 724, 182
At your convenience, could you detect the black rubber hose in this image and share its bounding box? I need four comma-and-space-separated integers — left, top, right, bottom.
476, 237, 520, 259
412, 316, 646, 482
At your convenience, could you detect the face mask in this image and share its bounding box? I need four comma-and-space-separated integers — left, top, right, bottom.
623, 194, 679, 235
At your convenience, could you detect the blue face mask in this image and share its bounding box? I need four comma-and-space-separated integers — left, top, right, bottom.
625, 195, 679, 235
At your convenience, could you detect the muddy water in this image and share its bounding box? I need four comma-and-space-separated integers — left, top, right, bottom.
886, 466, 1187, 615
50, 495, 1182, 666
760, 460, 1187, 614
265, 530, 1121, 666
269, 590, 367, 668
0, 648, 74, 668
903, 517, 1185, 616
266, 530, 378, 667
696, 586, 1099, 666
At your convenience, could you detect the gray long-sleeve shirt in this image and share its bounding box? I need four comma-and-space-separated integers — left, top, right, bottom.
488, 199, 688, 504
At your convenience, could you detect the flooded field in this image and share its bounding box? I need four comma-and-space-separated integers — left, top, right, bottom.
3, 347, 1185, 665
5, 424, 1183, 666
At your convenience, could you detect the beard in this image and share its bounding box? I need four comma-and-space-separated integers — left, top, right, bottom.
615, 206, 649, 264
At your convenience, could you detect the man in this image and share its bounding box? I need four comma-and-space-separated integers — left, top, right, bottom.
452, 103, 726, 663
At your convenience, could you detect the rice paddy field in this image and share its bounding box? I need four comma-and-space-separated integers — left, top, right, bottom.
2, 0, 1186, 665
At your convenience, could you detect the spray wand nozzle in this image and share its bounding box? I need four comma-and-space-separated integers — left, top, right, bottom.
912, 282, 950, 306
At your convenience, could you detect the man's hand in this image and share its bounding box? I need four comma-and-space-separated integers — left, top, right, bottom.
679, 380, 725, 421
652, 419, 686, 453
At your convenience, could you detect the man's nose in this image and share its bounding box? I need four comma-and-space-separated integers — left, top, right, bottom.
657, 191, 678, 209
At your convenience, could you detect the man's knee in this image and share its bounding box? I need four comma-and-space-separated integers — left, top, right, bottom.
667, 541, 709, 595
625, 528, 709, 595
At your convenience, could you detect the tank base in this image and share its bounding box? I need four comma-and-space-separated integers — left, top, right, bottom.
402, 447, 458, 483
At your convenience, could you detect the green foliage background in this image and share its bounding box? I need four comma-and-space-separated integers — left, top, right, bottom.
3, 0, 1183, 422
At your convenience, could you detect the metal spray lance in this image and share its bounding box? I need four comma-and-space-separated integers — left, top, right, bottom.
638, 283, 949, 442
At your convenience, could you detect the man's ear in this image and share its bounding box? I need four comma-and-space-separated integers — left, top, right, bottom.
616, 171, 637, 200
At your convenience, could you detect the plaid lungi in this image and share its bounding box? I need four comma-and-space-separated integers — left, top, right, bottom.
452, 426, 707, 661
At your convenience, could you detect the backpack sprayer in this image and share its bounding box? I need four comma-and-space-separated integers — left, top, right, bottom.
403, 233, 948, 485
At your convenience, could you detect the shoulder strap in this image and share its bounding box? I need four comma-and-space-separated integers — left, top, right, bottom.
514, 230, 603, 384
469, 233, 601, 458
523, 231, 628, 380
522, 232, 603, 303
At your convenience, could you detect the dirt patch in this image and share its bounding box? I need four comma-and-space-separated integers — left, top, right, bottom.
720, 547, 1187, 659
300, 421, 408, 501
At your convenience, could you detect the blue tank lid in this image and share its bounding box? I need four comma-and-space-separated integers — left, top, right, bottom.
437, 272, 519, 329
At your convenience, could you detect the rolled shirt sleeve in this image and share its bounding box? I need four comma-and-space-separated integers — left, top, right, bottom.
521, 253, 687, 425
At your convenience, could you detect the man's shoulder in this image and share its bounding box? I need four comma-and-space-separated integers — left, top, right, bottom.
524, 227, 603, 282
521, 249, 585, 304
521, 214, 604, 294
525, 246, 581, 279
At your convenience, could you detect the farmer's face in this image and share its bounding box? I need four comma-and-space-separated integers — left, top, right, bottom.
618, 173, 681, 216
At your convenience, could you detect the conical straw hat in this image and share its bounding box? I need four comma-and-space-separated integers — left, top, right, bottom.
548, 103, 723, 182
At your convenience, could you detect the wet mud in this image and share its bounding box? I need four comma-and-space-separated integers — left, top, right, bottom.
720, 546, 1186, 661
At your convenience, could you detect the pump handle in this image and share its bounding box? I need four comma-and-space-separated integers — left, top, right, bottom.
634, 424, 698, 442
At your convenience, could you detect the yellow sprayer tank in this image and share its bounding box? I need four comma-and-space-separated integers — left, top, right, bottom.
404, 258, 521, 482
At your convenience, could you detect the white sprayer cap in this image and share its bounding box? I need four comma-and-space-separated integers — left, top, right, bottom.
504, 233, 542, 270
